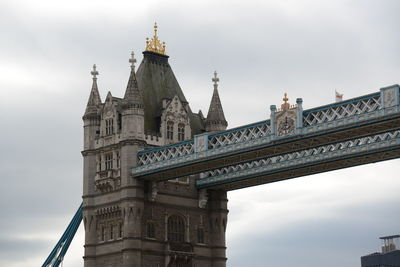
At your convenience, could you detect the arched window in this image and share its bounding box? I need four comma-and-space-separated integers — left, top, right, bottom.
167, 215, 185, 242
178, 124, 185, 141
167, 121, 174, 140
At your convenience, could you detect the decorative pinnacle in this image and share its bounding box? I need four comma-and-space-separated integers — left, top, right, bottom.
91, 64, 99, 79
212, 71, 219, 88
145, 22, 167, 55
281, 93, 290, 110
129, 51, 137, 70
283, 93, 288, 103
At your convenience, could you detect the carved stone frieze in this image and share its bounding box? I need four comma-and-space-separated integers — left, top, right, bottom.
94, 169, 121, 193
275, 109, 296, 137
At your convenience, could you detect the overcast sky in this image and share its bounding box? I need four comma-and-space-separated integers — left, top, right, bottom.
0, 0, 399, 266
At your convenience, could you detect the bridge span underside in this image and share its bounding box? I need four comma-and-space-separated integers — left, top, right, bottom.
133, 86, 400, 191
197, 129, 400, 190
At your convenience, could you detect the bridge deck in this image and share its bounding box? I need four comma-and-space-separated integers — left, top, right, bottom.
132, 85, 400, 190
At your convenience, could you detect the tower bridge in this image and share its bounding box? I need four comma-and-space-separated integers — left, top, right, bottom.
43, 24, 400, 267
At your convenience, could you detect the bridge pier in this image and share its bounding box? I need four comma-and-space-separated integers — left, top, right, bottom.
210, 190, 228, 267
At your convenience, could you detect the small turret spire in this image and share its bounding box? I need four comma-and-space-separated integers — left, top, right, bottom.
122, 52, 143, 109
84, 64, 102, 116
206, 71, 228, 133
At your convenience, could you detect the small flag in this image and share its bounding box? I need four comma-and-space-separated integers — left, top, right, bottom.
335, 90, 343, 102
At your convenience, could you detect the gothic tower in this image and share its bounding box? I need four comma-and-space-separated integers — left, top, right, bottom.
82, 24, 228, 267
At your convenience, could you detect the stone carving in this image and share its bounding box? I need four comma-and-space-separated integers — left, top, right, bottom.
198, 189, 208, 208
149, 182, 158, 202
164, 96, 188, 122
194, 133, 208, 153
275, 93, 297, 137
94, 169, 121, 193
277, 115, 295, 137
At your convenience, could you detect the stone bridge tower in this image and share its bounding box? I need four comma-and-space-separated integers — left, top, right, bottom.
82, 24, 229, 267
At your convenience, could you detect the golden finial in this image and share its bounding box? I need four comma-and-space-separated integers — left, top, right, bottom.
281, 93, 290, 110
154, 22, 158, 36
145, 22, 167, 55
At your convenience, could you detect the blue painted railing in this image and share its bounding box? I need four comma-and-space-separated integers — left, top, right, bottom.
134, 85, 399, 173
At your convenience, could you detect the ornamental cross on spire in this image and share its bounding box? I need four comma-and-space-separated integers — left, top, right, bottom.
129, 52, 137, 70
212, 71, 219, 88
91, 64, 99, 79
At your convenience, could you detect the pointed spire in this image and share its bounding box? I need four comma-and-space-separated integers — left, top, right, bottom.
84, 64, 102, 116
122, 52, 144, 109
206, 71, 228, 133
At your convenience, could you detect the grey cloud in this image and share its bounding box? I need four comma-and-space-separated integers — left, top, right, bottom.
228, 197, 400, 267
0, 1, 399, 267
0, 237, 51, 260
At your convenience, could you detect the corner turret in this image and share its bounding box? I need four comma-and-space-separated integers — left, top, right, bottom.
205, 71, 228, 133
121, 52, 145, 140
83, 64, 102, 150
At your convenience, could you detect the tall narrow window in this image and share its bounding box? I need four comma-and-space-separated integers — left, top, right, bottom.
167, 215, 185, 242
146, 221, 155, 239
101, 226, 106, 241
116, 151, 120, 168
178, 124, 185, 141
105, 153, 113, 170
105, 119, 114, 135
118, 222, 123, 238
117, 113, 122, 131
197, 227, 204, 244
110, 224, 114, 240
97, 155, 102, 172
167, 121, 174, 140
